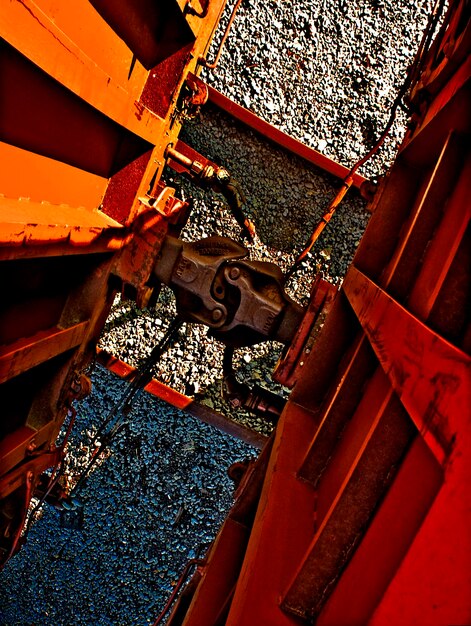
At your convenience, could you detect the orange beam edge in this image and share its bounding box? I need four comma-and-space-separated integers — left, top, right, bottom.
202, 80, 366, 190
96, 349, 268, 450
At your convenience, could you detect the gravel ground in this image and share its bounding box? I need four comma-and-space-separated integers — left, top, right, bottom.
202, 0, 432, 178
0, 2, 433, 623
0, 368, 256, 625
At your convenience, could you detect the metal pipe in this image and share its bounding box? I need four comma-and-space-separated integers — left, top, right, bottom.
199, 0, 244, 70
165, 145, 194, 170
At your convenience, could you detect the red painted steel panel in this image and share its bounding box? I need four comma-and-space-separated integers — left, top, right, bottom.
343, 266, 471, 464
317, 436, 443, 626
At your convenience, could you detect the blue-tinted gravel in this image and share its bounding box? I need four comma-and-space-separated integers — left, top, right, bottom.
0, 366, 256, 625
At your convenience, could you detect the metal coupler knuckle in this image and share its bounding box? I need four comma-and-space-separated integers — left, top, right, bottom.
153, 235, 304, 347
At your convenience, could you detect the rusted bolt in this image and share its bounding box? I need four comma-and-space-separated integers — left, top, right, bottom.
212, 308, 224, 323
26, 441, 37, 455
229, 267, 240, 280
71, 373, 92, 400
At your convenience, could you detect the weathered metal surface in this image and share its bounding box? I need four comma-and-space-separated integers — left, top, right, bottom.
0, 0, 228, 566
316, 435, 443, 626
0, 322, 89, 385
273, 275, 338, 388
281, 386, 415, 621
168, 5, 471, 624
198, 0, 244, 69
153, 235, 304, 347
343, 267, 470, 464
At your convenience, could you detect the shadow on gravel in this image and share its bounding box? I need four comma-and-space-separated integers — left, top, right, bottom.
0, 367, 257, 626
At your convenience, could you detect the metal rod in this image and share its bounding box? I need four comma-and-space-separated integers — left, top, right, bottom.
203, 80, 367, 189
165, 145, 194, 170
199, 0, 244, 69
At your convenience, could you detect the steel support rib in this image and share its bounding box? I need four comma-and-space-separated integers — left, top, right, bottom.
343, 266, 471, 465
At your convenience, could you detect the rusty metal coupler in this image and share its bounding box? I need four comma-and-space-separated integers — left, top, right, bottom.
153, 235, 304, 347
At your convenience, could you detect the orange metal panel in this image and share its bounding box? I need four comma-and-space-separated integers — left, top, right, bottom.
33, 0, 149, 95
0, 0, 167, 143
0, 142, 108, 209
0, 322, 89, 384
0, 196, 122, 248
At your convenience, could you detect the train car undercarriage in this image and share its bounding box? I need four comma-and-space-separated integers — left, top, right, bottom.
0, 0, 470, 624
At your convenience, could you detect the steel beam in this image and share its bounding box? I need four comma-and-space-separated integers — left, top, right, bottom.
0, 323, 89, 384
201, 78, 367, 190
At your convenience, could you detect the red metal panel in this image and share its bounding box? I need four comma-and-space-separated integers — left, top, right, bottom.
274, 276, 338, 388
317, 436, 443, 626
314, 368, 393, 525
226, 404, 319, 626
381, 132, 466, 299
281, 384, 415, 622
369, 403, 471, 625
408, 150, 471, 320
0, 449, 60, 500
180, 518, 250, 626
343, 266, 471, 464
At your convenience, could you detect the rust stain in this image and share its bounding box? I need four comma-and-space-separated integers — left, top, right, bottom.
134, 101, 145, 121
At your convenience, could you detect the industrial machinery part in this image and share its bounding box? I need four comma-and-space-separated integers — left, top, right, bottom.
153, 235, 304, 347
163, 2, 471, 624
165, 143, 256, 240
222, 346, 286, 422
